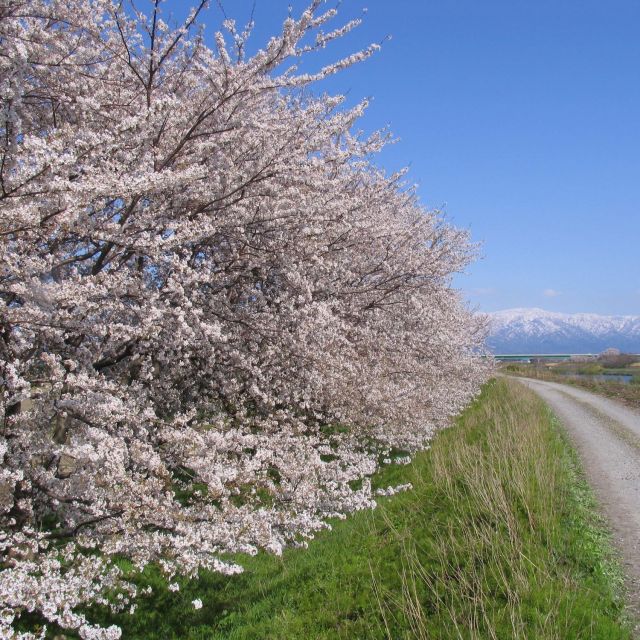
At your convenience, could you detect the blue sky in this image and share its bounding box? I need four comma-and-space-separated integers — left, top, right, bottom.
162, 0, 640, 315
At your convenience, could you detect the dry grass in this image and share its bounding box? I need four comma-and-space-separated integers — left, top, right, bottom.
505, 364, 640, 410
370, 378, 629, 639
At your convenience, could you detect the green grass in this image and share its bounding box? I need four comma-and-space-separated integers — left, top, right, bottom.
81, 379, 631, 639
553, 362, 606, 375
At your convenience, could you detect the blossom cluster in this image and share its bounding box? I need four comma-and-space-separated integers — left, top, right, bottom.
374, 483, 413, 497
0, 0, 491, 635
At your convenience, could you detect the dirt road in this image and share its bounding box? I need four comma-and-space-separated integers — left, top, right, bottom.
518, 377, 640, 621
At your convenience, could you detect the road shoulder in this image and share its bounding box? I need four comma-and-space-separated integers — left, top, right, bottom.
517, 376, 640, 633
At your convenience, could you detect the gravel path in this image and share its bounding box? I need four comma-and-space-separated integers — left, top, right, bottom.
518, 377, 640, 624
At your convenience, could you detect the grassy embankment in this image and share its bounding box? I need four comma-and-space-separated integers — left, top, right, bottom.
87, 379, 631, 639
504, 363, 640, 410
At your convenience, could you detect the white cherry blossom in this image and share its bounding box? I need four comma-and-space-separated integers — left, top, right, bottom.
0, 0, 490, 635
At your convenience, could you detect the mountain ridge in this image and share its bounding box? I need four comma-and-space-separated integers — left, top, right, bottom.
486, 307, 640, 354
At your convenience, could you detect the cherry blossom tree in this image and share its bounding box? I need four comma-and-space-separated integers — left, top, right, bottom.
0, 1, 490, 636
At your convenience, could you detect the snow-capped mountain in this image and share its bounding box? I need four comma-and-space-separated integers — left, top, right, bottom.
487, 308, 640, 354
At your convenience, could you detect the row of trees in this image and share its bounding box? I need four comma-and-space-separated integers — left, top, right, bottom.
0, 1, 490, 637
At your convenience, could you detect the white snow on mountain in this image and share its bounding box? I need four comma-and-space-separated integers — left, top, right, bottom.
486, 308, 640, 354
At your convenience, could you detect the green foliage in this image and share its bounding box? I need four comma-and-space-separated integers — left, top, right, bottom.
84, 380, 631, 639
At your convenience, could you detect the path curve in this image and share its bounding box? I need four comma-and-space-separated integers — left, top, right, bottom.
517, 377, 640, 624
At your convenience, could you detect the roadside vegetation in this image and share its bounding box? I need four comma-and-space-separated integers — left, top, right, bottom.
504, 361, 640, 410
79, 379, 631, 640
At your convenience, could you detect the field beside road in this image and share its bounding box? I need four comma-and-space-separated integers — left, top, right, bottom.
84, 379, 631, 640
504, 362, 640, 410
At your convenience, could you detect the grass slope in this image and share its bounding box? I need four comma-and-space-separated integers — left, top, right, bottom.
90, 379, 631, 639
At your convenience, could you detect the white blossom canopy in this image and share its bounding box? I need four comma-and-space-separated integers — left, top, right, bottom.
0, 1, 490, 637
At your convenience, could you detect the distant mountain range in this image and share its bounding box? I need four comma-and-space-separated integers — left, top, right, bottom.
486, 308, 640, 354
